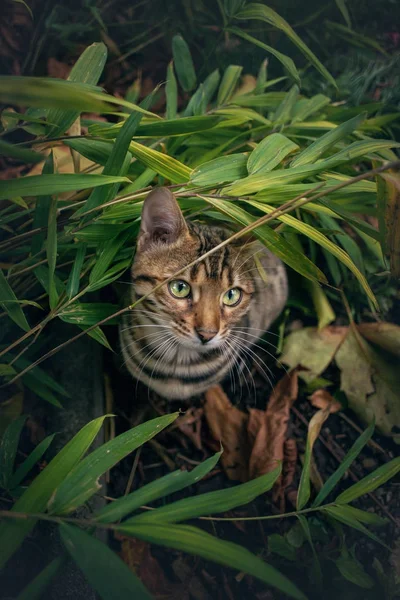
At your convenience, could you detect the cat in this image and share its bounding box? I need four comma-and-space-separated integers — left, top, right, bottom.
120, 187, 288, 400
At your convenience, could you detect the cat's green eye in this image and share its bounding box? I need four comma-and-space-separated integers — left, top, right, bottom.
169, 279, 191, 299
223, 287, 242, 306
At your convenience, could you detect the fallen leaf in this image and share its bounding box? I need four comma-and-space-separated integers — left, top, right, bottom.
172, 556, 211, 600
358, 322, 400, 357
204, 385, 250, 481
281, 327, 347, 383
309, 389, 341, 413
249, 368, 300, 480
47, 57, 71, 80
174, 407, 203, 450
380, 171, 400, 278
335, 328, 400, 436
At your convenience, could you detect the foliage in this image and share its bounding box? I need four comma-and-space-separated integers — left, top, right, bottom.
0, 412, 399, 598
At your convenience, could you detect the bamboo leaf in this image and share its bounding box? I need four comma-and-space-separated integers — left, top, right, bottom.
228, 27, 300, 85
0, 415, 27, 489
335, 457, 400, 504
0, 269, 30, 332
46, 42, 108, 136
255, 58, 268, 93
291, 94, 331, 123
184, 69, 221, 116
0, 415, 109, 569
63, 139, 113, 166
118, 522, 307, 600
60, 524, 152, 600
66, 243, 87, 299
235, 3, 337, 88
217, 65, 243, 105
190, 153, 248, 186
273, 84, 299, 125
297, 407, 331, 510
166, 61, 178, 120
9, 434, 56, 490
59, 303, 120, 326
0, 174, 129, 200
96, 451, 222, 523
129, 141, 192, 183
247, 133, 299, 175
48, 413, 179, 515
172, 34, 197, 92
324, 506, 389, 549
16, 557, 63, 600
47, 192, 58, 309
0, 139, 43, 163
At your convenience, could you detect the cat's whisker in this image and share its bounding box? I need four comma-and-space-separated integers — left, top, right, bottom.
135, 335, 175, 395
230, 330, 288, 373
230, 328, 279, 351
229, 335, 275, 389
147, 337, 178, 401
122, 331, 172, 368
231, 326, 280, 338
235, 248, 264, 276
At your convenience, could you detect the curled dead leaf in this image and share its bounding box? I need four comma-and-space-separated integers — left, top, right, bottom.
309, 389, 341, 413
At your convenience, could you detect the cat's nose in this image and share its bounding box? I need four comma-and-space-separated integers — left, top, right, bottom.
196, 328, 217, 344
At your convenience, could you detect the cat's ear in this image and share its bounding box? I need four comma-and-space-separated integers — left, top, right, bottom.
137, 187, 188, 252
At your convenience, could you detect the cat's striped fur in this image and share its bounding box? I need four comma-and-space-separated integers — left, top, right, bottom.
120, 188, 288, 400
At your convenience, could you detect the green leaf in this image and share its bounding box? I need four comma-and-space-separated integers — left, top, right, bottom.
336, 552, 375, 589
96, 451, 222, 523
228, 27, 300, 85
184, 69, 221, 116
190, 153, 248, 187
291, 94, 331, 123
291, 113, 366, 167
297, 515, 322, 590
306, 280, 335, 329
336, 505, 387, 527
0, 415, 27, 489
128, 465, 281, 524
172, 34, 197, 92
48, 413, 179, 515
0, 415, 108, 569
16, 557, 64, 600
47, 193, 58, 309
129, 141, 192, 183
0, 139, 43, 163
59, 303, 120, 326
81, 325, 112, 350
91, 115, 221, 139
235, 3, 336, 89
324, 505, 389, 549
64, 139, 113, 166
166, 61, 178, 120
119, 522, 307, 600
217, 65, 243, 105
46, 42, 108, 136
0, 174, 129, 201
255, 58, 268, 93
31, 153, 55, 255
66, 243, 87, 299
335, 0, 352, 28
0, 269, 30, 331
335, 456, 400, 504
313, 422, 374, 507
60, 524, 152, 600
9, 434, 56, 490
202, 196, 326, 282
231, 91, 285, 109
273, 84, 299, 125
247, 133, 299, 175
297, 407, 331, 510
247, 200, 378, 308
268, 534, 296, 560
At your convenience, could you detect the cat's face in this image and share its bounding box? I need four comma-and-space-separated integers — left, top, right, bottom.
131, 188, 257, 352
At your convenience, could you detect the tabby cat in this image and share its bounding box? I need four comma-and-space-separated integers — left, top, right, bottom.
120, 187, 288, 400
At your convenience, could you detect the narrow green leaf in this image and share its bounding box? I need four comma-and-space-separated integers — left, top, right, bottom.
231, 91, 285, 109
119, 167, 156, 196
0, 270, 30, 331
336, 551, 375, 589
336, 505, 387, 527
119, 522, 307, 600
172, 34, 197, 92
202, 196, 326, 282
291, 113, 366, 167
0, 139, 43, 163
255, 58, 268, 93
9, 434, 56, 490
31, 153, 54, 255
89, 230, 131, 284
184, 69, 221, 116
66, 243, 87, 299
91, 115, 221, 139
273, 84, 299, 125
190, 153, 248, 187
314, 423, 375, 507
0, 174, 129, 201
247, 133, 299, 175
228, 27, 300, 85
291, 94, 331, 123
307, 280, 335, 329
48, 413, 179, 515
96, 451, 222, 524
63, 139, 113, 166
0, 415, 108, 569
47, 192, 58, 309
129, 141, 192, 183
16, 557, 64, 600
336, 456, 400, 504
335, 0, 352, 27
217, 65, 243, 105
324, 506, 389, 549
297, 516, 322, 590
81, 325, 112, 350
297, 407, 331, 510
128, 465, 281, 523
46, 42, 108, 136
166, 61, 178, 120
235, 3, 337, 88
60, 524, 152, 600
59, 303, 120, 326
0, 415, 27, 489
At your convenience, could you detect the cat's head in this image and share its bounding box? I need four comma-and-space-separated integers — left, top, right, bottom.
132, 188, 258, 351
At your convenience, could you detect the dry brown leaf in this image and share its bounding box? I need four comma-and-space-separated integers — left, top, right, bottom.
249, 368, 300, 480
173, 407, 203, 450
47, 57, 71, 80
309, 389, 341, 413
204, 385, 250, 481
